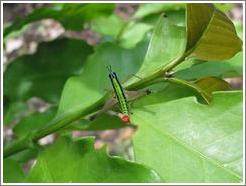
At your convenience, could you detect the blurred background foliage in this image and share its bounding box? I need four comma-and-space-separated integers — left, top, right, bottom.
3, 3, 243, 178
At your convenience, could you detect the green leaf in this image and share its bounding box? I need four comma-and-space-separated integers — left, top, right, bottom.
91, 14, 125, 39
186, 4, 242, 60
139, 8, 186, 28
119, 22, 153, 49
132, 83, 196, 108
124, 15, 186, 89
4, 38, 93, 103
133, 76, 230, 107
65, 113, 126, 131
56, 41, 148, 120
133, 3, 185, 19
167, 77, 231, 104
13, 107, 57, 138
194, 77, 231, 94
176, 52, 243, 80
85, 114, 126, 130
4, 4, 115, 37
234, 21, 243, 39
132, 91, 243, 182
27, 137, 162, 183
10, 149, 39, 164
30, 41, 148, 140
214, 3, 235, 13
91, 15, 152, 49
4, 159, 25, 183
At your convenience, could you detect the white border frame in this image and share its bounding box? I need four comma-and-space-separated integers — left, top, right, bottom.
1, 1, 245, 185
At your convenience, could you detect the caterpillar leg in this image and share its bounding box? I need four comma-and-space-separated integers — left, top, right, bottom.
89, 97, 117, 121
124, 89, 151, 101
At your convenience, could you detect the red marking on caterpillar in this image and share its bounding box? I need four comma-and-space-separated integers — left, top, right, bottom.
120, 114, 130, 123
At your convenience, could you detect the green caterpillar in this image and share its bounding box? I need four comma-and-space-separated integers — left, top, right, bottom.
107, 66, 130, 123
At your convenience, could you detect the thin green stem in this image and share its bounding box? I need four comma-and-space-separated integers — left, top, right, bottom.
4, 135, 33, 158
3, 94, 108, 159
125, 54, 187, 90
3, 46, 194, 159
125, 47, 195, 91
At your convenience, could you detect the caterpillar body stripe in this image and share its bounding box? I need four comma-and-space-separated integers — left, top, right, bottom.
107, 66, 129, 123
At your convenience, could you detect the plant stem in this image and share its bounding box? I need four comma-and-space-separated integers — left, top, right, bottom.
3, 95, 107, 159
3, 136, 32, 158
125, 54, 187, 90
3, 48, 193, 159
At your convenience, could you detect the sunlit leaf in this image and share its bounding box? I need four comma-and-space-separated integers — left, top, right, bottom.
124, 15, 186, 89
132, 91, 243, 182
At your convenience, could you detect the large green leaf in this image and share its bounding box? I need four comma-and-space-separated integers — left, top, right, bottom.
131, 91, 243, 182
124, 15, 186, 89
176, 52, 243, 80
186, 4, 242, 60
4, 159, 25, 183
27, 137, 162, 183
4, 4, 115, 37
4, 39, 93, 103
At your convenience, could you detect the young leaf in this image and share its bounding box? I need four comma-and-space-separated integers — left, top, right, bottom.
4, 39, 93, 103
27, 137, 162, 183
131, 91, 243, 182
186, 4, 242, 60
